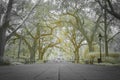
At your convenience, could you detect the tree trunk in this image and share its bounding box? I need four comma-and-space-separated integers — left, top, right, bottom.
30, 40, 37, 63
105, 36, 109, 56
104, 0, 109, 56
74, 54, 79, 63
0, 0, 13, 62
17, 36, 22, 61
88, 42, 94, 52
0, 27, 6, 61
30, 49, 35, 63
39, 53, 44, 60
74, 48, 79, 63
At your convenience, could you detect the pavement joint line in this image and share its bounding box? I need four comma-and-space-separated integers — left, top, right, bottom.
0, 72, 11, 77
66, 65, 87, 80
58, 65, 60, 80
33, 67, 49, 80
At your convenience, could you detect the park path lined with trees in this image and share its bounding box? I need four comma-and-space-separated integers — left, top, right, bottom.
0, 0, 120, 64
0, 63, 120, 80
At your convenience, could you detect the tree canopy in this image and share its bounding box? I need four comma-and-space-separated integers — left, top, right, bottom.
0, 0, 120, 64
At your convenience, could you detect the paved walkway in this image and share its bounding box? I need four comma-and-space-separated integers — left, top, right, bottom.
0, 63, 120, 80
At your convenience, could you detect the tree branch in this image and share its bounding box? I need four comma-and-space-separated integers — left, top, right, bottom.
6, 0, 40, 41
108, 31, 120, 42
0, 0, 14, 28
96, 0, 120, 20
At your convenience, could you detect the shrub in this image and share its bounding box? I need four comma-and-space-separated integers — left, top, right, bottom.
24, 58, 30, 64
0, 56, 12, 65
104, 56, 120, 64
109, 53, 120, 58
84, 52, 120, 64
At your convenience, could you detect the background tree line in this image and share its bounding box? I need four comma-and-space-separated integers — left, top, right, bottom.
0, 0, 120, 64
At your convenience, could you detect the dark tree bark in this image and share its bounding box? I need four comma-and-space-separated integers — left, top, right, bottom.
39, 53, 44, 60
96, 0, 120, 20
0, 27, 6, 58
30, 49, 35, 63
17, 36, 22, 61
74, 48, 79, 63
104, 0, 109, 56
88, 42, 94, 52
0, 0, 14, 61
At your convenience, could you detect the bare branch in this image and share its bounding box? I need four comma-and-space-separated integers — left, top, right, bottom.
6, 0, 41, 41
108, 32, 120, 42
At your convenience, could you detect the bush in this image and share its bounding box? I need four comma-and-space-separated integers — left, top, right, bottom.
84, 52, 120, 64
24, 58, 30, 64
108, 53, 120, 58
0, 56, 12, 65
83, 52, 99, 64
104, 57, 120, 64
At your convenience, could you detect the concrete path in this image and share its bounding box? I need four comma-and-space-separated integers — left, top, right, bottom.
0, 63, 120, 80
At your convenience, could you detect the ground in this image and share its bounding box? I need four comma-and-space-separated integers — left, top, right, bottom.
0, 62, 120, 80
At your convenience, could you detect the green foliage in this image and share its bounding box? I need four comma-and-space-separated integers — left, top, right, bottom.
108, 53, 120, 58
103, 53, 120, 64
83, 46, 89, 59
1, 0, 120, 65
84, 52, 120, 64
103, 57, 120, 64
0, 56, 12, 65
